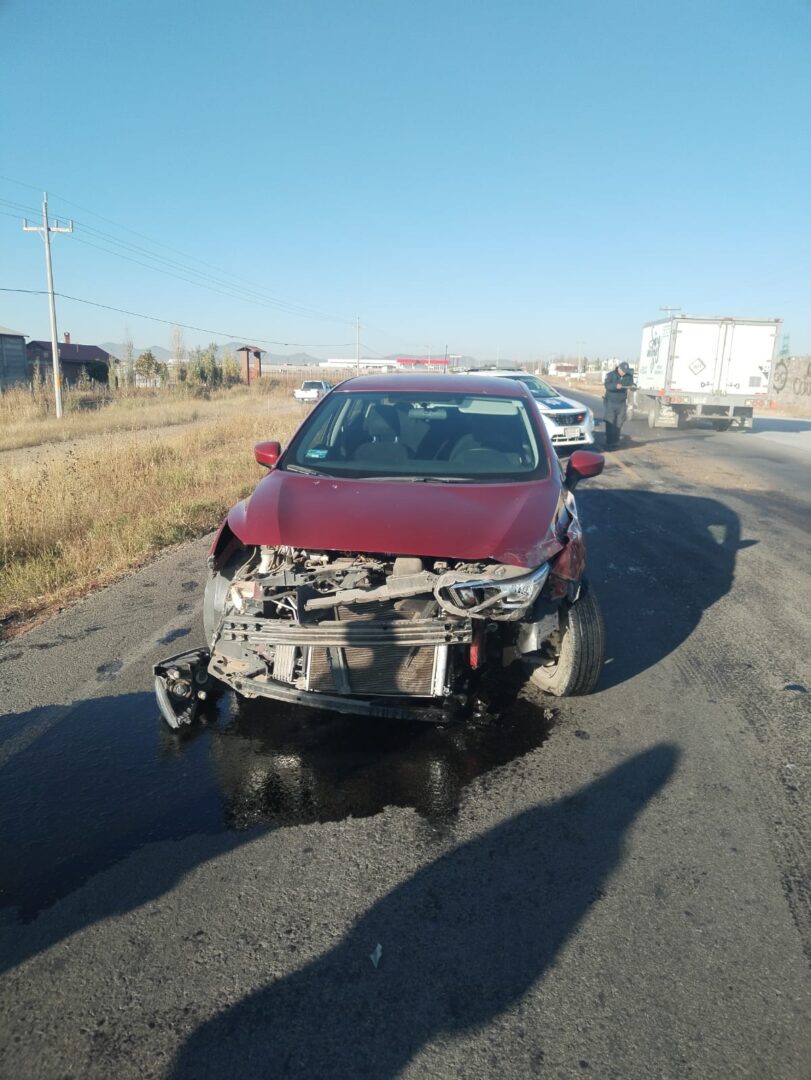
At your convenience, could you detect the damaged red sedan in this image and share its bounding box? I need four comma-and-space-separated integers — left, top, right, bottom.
155, 375, 606, 727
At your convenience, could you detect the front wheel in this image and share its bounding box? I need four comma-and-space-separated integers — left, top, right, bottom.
527, 585, 605, 697
203, 550, 250, 645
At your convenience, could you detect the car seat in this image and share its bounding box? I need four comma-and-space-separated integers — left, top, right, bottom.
353, 404, 411, 465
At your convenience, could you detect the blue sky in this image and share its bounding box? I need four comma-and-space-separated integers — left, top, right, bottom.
2, 0, 809, 362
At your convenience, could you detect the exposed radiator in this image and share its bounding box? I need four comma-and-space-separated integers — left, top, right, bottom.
306, 600, 446, 697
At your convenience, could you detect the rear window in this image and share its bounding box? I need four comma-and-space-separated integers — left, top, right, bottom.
302, 381, 322, 390
510, 374, 559, 398
283, 390, 550, 482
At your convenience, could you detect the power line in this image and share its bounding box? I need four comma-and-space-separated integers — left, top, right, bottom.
361, 318, 429, 354
2, 194, 351, 324
0, 178, 352, 326
0, 208, 35, 221
0, 196, 43, 217
1, 177, 420, 354
0, 287, 354, 348
68, 222, 352, 324
68, 233, 342, 321
67, 232, 352, 325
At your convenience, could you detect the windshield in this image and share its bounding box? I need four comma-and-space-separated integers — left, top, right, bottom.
283, 391, 550, 481
509, 374, 559, 398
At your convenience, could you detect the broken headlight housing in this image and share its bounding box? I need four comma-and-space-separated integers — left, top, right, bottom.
434, 563, 550, 621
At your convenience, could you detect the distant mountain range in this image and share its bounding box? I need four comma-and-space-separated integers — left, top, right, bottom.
100, 342, 172, 361
100, 343, 483, 368
97, 341, 319, 367
100, 341, 324, 365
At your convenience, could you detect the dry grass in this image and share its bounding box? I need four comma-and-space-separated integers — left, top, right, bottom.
0, 407, 301, 631
0, 381, 300, 453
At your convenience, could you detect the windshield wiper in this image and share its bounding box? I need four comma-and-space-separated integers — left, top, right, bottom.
362, 475, 479, 483
285, 463, 327, 476
411, 476, 480, 483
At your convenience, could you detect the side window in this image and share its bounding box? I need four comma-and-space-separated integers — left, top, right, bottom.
333, 397, 368, 457
300, 397, 353, 454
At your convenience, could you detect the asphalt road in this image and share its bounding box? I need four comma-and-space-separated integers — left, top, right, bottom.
1, 402, 809, 1079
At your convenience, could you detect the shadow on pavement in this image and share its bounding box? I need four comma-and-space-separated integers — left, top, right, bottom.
168, 743, 679, 1080
575, 488, 752, 691
751, 417, 811, 434
0, 678, 555, 972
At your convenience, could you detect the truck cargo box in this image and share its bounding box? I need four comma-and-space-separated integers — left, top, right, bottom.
636, 315, 780, 430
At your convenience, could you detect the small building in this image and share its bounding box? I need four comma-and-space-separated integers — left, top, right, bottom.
319, 358, 396, 372
237, 345, 265, 384
0, 326, 28, 391
396, 356, 449, 370
27, 333, 111, 385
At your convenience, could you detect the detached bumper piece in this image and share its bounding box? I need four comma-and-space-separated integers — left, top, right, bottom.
208, 674, 453, 723
154, 648, 223, 729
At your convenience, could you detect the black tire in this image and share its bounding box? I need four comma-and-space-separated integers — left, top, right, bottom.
203, 550, 250, 645
712, 420, 732, 432
527, 585, 605, 697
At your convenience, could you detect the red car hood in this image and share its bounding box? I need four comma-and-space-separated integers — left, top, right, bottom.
227, 470, 564, 568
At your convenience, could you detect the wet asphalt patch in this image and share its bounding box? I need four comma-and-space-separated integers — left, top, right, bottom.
0, 684, 556, 924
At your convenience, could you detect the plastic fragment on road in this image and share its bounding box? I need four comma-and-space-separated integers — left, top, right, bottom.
369, 943, 382, 969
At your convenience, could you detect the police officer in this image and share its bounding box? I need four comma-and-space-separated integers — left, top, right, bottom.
603, 361, 636, 449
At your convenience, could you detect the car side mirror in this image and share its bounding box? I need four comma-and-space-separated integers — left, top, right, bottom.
254, 440, 281, 468
564, 449, 604, 491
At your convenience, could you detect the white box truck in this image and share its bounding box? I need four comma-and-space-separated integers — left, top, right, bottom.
635, 315, 781, 430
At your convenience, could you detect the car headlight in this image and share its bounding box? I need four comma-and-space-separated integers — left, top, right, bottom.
434, 563, 550, 621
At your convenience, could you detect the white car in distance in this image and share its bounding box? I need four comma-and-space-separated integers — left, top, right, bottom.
293, 379, 333, 403
463, 370, 595, 450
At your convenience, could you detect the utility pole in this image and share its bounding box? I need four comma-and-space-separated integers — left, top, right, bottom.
355, 316, 360, 376
23, 193, 73, 418
576, 339, 586, 373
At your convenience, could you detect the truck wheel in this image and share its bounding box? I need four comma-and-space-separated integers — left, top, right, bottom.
527, 584, 605, 697
712, 420, 732, 432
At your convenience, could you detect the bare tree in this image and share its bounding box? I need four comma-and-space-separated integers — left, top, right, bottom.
170, 324, 186, 363
122, 327, 135, 387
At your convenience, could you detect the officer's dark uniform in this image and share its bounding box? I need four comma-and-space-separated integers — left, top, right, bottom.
603, 366, 635, 449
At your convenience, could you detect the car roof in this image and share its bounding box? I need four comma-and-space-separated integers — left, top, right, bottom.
333, 373, 530, 397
